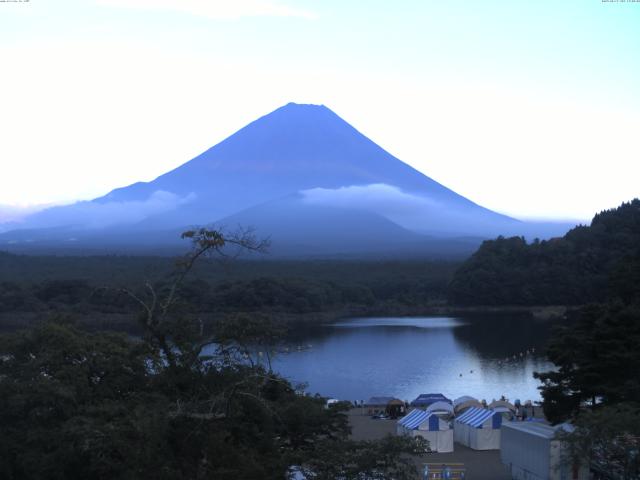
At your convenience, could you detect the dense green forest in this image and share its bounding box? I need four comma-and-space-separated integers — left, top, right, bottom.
532, 270, 640, 477
512, 201, 640, 477
0, 229, 428, 479
448, 199, 640, 306
0, 254, 458, 330
0, 253, 457, 288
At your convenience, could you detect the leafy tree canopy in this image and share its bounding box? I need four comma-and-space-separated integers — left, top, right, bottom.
0, 229, 426, 479
534, 303, 640, 423
448, 199, 640, 306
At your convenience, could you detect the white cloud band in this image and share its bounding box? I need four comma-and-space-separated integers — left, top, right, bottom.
301, 184, 439, 215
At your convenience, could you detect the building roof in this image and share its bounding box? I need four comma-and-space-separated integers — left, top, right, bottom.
501, 421, 559, 439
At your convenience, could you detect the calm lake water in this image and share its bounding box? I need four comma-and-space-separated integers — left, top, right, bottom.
270, 316, 556, 403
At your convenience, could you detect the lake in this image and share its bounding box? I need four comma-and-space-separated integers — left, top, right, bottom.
269, 315, 556, 403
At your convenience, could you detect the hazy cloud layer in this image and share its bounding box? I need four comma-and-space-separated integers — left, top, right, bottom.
96, 0, 316, 19
301, 184, 439, 216
299, 183, 445, 232
0, 204, 49, 225
33, 191, 196, 229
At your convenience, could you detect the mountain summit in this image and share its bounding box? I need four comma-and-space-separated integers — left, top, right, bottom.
97, 102, 495, 228
2, 103, 571, 256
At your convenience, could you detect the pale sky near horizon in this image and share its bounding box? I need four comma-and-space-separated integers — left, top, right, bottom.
0, 0, 639, 222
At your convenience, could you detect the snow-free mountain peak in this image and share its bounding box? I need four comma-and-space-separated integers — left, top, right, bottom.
2, 103, 573, 255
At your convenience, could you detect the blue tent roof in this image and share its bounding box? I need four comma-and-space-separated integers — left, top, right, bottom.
455, 407, 502, 429
398, 409, 440, 431
410, 393, 452, 407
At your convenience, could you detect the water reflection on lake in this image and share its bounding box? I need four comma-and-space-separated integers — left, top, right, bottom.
271, 316, 556, 403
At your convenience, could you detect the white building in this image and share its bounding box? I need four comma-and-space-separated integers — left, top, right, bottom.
500, 422, 589, 480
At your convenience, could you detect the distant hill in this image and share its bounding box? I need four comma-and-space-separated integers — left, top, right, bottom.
214, 194, 485, 258
1, 103, 573, 256
448, 199, 640, 305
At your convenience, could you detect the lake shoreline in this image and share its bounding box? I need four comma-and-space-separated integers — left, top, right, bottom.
266, 315, 555, 403
0, 304, 575, 332
2, 312, 556, 402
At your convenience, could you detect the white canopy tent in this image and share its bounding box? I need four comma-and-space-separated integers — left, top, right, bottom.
426, 401, 454, 417
454, 407, 502, 450
488, 400, 516, 414
396, 409, 453, 453
453, 395, 483, 415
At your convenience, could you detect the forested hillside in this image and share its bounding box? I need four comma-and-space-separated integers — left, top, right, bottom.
528, 203, 640, 477
448, 199, 640, 306
0, 255, 457, 329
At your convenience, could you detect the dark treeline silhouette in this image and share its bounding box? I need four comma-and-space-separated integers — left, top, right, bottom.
0, 256, 458, 331
448, 199, 640, 306
532, 261, 640, 477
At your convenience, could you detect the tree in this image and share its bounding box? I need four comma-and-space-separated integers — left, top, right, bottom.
116, 227, 269, 372
534, 303, 640, 423
557, 404, 640, 479
0, 320, 159, 479
448, 199, 640, 306
0, 228, 426, 479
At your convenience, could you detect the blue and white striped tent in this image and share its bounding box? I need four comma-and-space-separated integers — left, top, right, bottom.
457, 407, 503, 428
454, 407, 502, 450
396, 409, 453, 452
398, 409, 439, 430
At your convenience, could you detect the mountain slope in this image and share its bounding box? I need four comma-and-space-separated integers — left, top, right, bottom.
214, 194, 482, 258
23, 103, 514, 231
3, 103, 573, 255
101, 102, 482, 208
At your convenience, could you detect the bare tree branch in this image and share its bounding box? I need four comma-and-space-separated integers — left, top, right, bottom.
109, 227, 269, 370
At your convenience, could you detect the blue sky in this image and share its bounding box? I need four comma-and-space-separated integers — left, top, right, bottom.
1, 0, 639, 221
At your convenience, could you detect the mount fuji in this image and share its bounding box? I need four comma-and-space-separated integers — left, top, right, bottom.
1, 103, 572, 257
